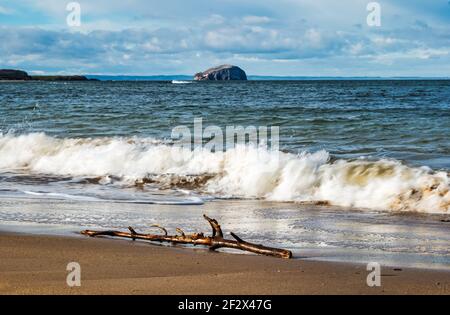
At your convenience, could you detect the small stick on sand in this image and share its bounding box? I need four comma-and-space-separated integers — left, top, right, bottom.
81, 214, 292, 259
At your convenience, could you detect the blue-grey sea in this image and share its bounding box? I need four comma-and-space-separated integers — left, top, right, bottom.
1, 80, 449, 169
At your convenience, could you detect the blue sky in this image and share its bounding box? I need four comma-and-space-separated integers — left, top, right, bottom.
0, 0, 450, 76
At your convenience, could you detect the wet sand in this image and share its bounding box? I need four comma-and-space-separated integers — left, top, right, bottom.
1, 197, 449, 270
0, 232, 449, 295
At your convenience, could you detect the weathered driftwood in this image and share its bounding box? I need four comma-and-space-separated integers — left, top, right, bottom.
81, 214, 292, 259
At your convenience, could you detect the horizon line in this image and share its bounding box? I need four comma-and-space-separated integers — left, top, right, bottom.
85, 74, 450, 79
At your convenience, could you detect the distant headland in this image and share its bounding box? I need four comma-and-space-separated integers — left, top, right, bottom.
0, 69, 98, 81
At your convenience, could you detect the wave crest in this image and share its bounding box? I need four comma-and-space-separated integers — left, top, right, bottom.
0, 133, 448, 213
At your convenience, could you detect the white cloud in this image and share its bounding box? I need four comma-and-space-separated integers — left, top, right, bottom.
201, 14, 226, 26
242, 16, 271, 24
0, 5, 13, 15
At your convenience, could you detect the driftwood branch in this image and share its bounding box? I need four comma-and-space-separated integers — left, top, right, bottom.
81, 214, 292, 259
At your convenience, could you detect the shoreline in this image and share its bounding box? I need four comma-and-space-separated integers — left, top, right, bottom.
1, 231, 449, 295
1, 221, 450, 272
0, 195, 449, 272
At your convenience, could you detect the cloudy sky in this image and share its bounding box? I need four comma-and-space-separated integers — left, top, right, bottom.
0, 0, 450, 76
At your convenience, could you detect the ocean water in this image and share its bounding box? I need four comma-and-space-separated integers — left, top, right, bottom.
0, 80, 449, 268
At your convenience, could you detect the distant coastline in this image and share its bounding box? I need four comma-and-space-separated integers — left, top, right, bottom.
0, 69, 97, 81
1, 69, 448, 82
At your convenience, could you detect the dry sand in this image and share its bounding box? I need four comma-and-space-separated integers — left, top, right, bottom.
0, 232, 449, 295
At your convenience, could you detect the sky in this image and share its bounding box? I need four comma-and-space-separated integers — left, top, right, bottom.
0, 0, 450, 76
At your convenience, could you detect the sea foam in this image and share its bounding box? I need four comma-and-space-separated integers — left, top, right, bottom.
0, 133, 448, 213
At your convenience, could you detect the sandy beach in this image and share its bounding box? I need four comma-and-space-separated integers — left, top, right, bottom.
0, 232, 448, 295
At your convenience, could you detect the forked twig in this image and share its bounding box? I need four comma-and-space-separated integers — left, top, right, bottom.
81, 214, 292, 259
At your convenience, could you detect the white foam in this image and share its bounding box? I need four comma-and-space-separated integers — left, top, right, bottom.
0, 133, 448, 213
171, 80, 193, 84
22, 190, 101, 201
20, 189, 204, 205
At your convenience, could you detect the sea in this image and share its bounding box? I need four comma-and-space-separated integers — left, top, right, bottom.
0, 79, 449, 269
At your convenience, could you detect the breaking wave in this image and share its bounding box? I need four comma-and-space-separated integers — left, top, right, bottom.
0, 133, 448, 213
171, 80, 193, 84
